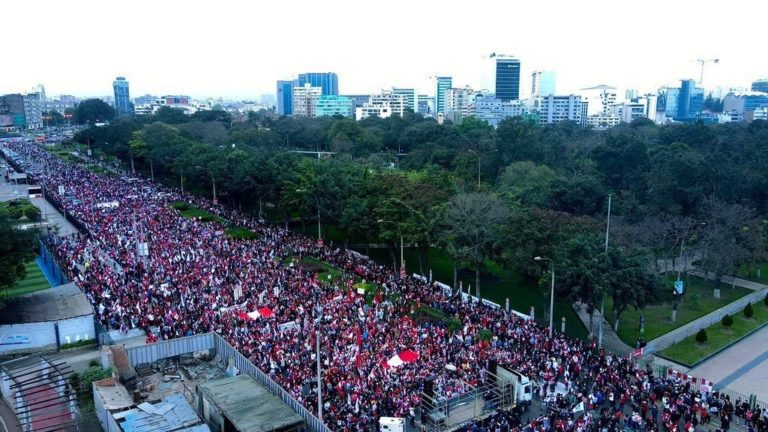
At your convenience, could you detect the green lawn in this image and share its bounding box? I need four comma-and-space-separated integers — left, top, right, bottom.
5, 261, 51, 297
658, 301, 768, 366
171, 201, 225, 223
225, 227, 259, 240
739, 263, 768, 283
605, 276, 752, 346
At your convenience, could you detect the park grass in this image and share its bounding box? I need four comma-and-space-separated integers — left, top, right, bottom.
171, 201, 225, 223
658, 301, 768, 366
738, 263, 768, 283
605, 275, 752, 346
224, 227, 259, 240
5, 261, 51, 297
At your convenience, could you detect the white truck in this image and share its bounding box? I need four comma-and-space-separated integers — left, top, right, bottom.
496, 367, 534, 406
379, 416, 405, 432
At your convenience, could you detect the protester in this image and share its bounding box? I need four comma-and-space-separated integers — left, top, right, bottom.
3, 141, 766, 432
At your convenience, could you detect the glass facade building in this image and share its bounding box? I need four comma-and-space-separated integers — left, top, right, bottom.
495, 57, 521, 101
751, 80, 768, 93
314, 95, 353, 117
298, 73, 338, 96
276, 80, 295, 115
675, 79, 704, 120
435, 77, 452, 115
113, 77, 133, 116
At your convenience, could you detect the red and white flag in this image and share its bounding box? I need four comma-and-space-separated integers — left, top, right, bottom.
246, 306, 274, 320
382, 349, 419, 369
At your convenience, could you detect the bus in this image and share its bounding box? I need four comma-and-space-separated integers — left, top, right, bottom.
28, 186, 42, 197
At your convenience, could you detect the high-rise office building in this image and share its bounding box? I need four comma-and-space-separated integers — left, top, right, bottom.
276, 80, 296, 115
0, 94, 27, 129
473, 94, 531, 127
538, 95, 583, 125
580, 85, 618, 116
417, 95, 432, 116
292, 84, 322, 117
23, 93, 43, 128
493, 55, 521, 101
531, 71, 556, 109
392, 88, 417, 112
676, 79, 704, 120
314, 95, 353, 117
751, 79, 768, 93
298, 73, 338, 96
435, 77, 452, 115
113, 77, 133, 116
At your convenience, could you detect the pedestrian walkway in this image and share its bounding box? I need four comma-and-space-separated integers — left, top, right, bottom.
689, 270, 768, 291
572, 302, 632, 355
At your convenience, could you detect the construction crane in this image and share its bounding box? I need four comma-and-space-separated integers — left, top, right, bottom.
696, 58, 719, 85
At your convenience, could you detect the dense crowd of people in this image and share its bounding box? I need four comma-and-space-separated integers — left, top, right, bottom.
2, 141, 765, 432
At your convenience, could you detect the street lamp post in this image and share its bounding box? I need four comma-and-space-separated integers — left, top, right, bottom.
534, 256, 555, 338
467, 148, 497, 189
598, 193, 612, 348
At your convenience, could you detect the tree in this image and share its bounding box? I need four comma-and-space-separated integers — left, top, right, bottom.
191, 109, 232, 128
556, 233, 609, 332
721, 314, 733, 327
73, 99, 115, 124
328, 118, 382, 158
556, 233, 660, 332
0, 212, 37, 308
499, 208, 599, 279
695, 329, 708, 344
439, 192, 508, 298
699, 199, 766, 292
151, 106, 189, 124
42, 110, 64, 127
497, 161, 557, 208
744, 303, 754, 318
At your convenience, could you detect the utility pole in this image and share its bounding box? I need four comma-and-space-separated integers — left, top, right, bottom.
598, 193, 612, 348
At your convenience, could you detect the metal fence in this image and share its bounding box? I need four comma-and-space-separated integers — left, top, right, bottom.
124, 333, 331, 432
38, 239, 69, 286
125, 333, 215, 365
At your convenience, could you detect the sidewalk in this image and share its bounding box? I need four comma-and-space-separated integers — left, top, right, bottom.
689, 270, 768, 291
572, 302, 632, 355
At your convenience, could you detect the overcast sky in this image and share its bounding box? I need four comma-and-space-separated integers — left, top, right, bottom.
4, 0, 767, 100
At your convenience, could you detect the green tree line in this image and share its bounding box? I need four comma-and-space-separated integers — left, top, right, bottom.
67, 104, 768, 330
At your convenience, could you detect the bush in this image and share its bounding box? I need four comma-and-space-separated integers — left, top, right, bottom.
721, 314, 734, 328
695, 329, 708, 344
477, 328, 493, 342
446, 317, 462, 333
744, 303, 754, 318
24, 206, 41, 221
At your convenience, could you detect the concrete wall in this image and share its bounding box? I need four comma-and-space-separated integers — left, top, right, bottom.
0, 314, 94, 355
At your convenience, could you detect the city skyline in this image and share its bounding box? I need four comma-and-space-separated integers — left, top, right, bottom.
3, 0, 767, 99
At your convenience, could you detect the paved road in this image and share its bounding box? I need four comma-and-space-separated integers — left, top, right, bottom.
689, 324, 768, 398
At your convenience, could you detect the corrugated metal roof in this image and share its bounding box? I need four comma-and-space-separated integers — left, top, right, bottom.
116, 393, 209, 432
197, 375, 304, 432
